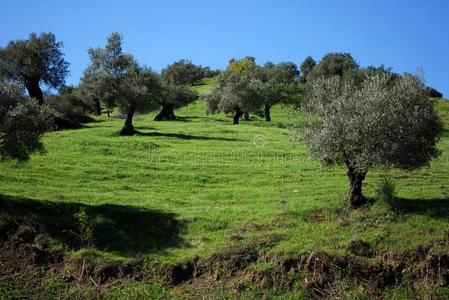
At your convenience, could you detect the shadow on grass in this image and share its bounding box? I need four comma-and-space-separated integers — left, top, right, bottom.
135, 131, 241, 141
440, 128, 449, 139
172, 116, 204, 122
134, 125, 157, 131
394, 197, 449, 219
0, 195, 184, 256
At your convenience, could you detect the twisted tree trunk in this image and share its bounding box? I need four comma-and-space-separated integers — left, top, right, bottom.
233, 108, 242, 124
120, 106, 136, 136
264, 104, 271, 122
154, 104, 175, 121
24, 77, 44, 105
345, 161, 367, 207
94, 100, 101, 115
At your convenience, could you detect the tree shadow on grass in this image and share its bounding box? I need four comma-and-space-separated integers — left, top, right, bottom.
393, 197, 449, 219
135, 131, 241, 141
0, 195, 185, 256
173, 116, 204, 122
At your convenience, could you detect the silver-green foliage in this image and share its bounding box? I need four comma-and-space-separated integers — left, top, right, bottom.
0, 81, 52, 160
298, 73, 442, 173
206, 72, 260, 115
0, 32, 69, 103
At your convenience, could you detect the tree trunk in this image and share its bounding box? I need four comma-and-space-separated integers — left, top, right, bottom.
24, 78, 44, 105
154, 104, 175, 121
243, 112, 250, 121
120, 107, 136, 136
346, 162, 367, 207
264, 104, 271, 122
94, 100, 101, 115
106, 108, 110, 117
233, 108, 242, 124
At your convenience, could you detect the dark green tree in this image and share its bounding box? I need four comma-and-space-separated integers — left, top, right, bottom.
299, 56, 316, 83
117, 67, 161, 135
252, 62, 299, 121
308, 52, 359, 80
153, 82, 197, 121
46, 86, 92, 128
161, 59, 204, 86
154, 61, 199, 121
0, 32, 69, 104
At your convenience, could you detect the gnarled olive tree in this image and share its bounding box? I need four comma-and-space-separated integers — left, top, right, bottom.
0, 32, 69, 104
297, 72, 442, 207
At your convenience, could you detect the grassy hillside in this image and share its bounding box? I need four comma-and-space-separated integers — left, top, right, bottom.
1, 79, 449, 298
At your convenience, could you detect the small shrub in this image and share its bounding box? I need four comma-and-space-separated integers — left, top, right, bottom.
47, 93, 93, 128
377, 177, 398, 210
74, 208, 94, 248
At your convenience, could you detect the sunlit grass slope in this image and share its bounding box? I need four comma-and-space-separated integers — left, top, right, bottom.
1, 78, 448, 264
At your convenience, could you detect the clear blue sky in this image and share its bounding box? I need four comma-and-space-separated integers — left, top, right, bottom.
1, 0, 448, 97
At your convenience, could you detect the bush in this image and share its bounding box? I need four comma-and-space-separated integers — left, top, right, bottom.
74, 208, 94, 248
376, 177, 398, 210
426, 87, 443, 98
0, 81, 53, 160
47, 92, 93, 128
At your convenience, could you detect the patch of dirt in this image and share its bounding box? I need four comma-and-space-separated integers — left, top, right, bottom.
0, 223, 65, 281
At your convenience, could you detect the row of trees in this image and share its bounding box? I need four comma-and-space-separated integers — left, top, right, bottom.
206, 57, 300, 124
0, 32, 445, 210
0, 32, 210, 140
0, 32, 205, 159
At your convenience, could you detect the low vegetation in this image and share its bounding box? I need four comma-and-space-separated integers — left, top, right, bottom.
0, 31, 448, 299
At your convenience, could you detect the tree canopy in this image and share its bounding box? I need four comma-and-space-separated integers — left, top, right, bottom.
307, 52, 359, 80
206, 58, 299, 123
81, 32, 161, 135
252, 62, 299, 121
0, 32, 69, 104
297, 71, 442, 206
299, 56, 316, 83
206, 67, 260, 124
154, 62, 199, 121
161, 59, 216, 86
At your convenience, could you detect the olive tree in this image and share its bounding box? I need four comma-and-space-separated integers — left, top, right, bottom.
206, 57, 262, 124
81, 32, 136, 116
117, 67, 161, 135
308, 52, 358, 80
153, 82, 197, 121
0, 32, 69, 104
82, 33, 161, 135
161, 59, 205, 86
252, 62, 299, 121
296, 72, 442, 207
206, 72, 260, 124
153, 61, 198, 121
299, 56, 316, 83
0, 80, 52, 160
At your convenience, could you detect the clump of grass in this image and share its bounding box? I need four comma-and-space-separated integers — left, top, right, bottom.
376, 177, 399, 211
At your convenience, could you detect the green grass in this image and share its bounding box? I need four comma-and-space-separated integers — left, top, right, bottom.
1, 80, 449, 290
